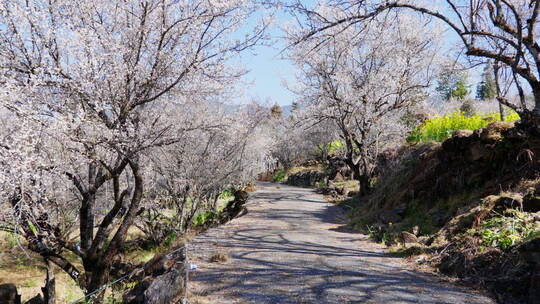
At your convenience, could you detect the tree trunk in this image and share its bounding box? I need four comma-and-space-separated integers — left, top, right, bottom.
84, 262, 109, 304
532, 84, 540, 124
343, 156, 370, 196
42, 259, 55, 304
358, 174, 371, 197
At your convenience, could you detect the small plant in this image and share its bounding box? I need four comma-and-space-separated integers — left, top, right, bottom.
193, 211, 217, 227
21, 280, 37, 288
380, 231, 390, 245
209, 252, 228, 263
326, 140, 345, 154
366, 225, 393, 245
315, 180, 327, 188
272, 169, 287, 182
476, 211, 539, 250
163, 231, 178, 250
219, 190, 234, 201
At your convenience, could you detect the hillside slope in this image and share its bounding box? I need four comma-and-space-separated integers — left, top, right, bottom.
350, 121, 540, 304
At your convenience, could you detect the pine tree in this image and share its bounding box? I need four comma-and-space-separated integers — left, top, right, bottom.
476, 64, 496, 100
436, 69, 470, 101
450, 79, 470, 100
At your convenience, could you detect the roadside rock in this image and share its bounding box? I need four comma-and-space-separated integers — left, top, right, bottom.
317, 187, 338, 198
517, 237, 540, 304
454, 129, 474, 138
286, 171, 327, 187
332, 172, 345, 182
472, 194, 524, 226
336, 186, 348, 196
523, 185, 540, 212
23, 295, 43, 304
0, 284, 20, 304
480, 121, 515, 143
217, 190, 248, 224
399, 231, 419, 245
492, 194, 524, 212
528, 269, 540, 304
518, 236, 540, 266
347, 191, 359, 197
124, 247, 186, 304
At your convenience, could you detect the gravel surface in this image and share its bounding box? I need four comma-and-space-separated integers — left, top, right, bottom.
188, 183, 495, 304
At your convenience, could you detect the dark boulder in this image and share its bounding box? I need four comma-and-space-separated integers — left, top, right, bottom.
517, 237, 540, 304
217, 190, 248, 224
124, 247, 186, 304
523, 185, 540, 213
0, 284, 20, 304
286, 171, 327, 187
23, 295, 43, 304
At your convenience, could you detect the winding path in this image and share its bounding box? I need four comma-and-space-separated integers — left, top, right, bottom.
188, 183, 495, 304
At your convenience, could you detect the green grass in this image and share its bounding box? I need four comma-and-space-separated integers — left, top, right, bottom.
473, 209, 540, 250
219, 190, 234, 201
193, 211, 217, 227
408, 110, 520, 143
21, 280, 38, 288
272, 169, 287, 182
323, 140, 345, 154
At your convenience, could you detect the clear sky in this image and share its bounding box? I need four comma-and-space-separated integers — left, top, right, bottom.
238, 31, 296, 106
234, 3, 315, 107
236, 1, 495, 107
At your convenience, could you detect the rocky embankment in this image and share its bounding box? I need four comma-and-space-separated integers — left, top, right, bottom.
351, 121, 540, 304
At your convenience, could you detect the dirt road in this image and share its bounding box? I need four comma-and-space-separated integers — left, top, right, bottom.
188, 183, 495, 304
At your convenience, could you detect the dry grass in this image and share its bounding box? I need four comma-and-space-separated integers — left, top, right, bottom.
209, 252, 228, 263
287, 165, 325, 175
0, 232, 84, 303
514, 177, 540, 193
332, 180, 360, 192
0, 226, 198, 303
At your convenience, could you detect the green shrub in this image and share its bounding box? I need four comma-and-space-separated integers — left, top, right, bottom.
162, 231, 176, 248
219, 189, 234, 201
272, 169, 287, 182
476, 210, 539, 250
193, 211, 216, 227
327, 140, 345, 153
408, 110, 520, 143
317, 140, 345, 154
315, 180, 327, 188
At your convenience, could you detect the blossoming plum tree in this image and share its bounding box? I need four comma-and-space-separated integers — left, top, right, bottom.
285, 6, 440, 194
0, 0, 267, 300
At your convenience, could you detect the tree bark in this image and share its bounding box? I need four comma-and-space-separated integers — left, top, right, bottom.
42, 258, 55, 304
358, 174, 371, 197
84, 160, 144, 304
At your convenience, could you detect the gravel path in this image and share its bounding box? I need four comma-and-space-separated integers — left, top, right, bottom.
188, 183, 495, 304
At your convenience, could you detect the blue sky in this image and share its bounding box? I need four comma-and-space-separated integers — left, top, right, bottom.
235, 7, 299, 107
238, 31, 296, 106
235, 1, 496, 107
